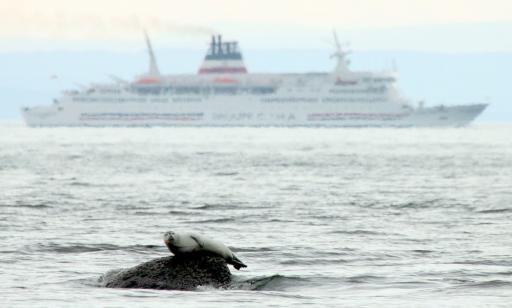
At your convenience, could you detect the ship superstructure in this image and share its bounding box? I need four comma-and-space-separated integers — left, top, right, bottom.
22, 32, 487, 127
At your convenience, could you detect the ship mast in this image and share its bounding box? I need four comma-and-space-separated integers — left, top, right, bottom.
144, 30, 160, 76
330, 30, 351, 73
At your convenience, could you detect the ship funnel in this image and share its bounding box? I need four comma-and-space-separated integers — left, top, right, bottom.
144, 30, 160, 76
199, 34, 247, 74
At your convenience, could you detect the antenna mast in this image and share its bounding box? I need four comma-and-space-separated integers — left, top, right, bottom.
144, 30, 160, 76
330, 30, 351, 73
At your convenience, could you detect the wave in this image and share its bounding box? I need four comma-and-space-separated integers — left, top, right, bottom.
389, 199, 442, 209
69, 181, 92, 187
233, 247, 275, 253
194, 151, 216, 156
66, 154, 82, 160
192, 202, 249, 210
193, 203, 223, 210
29, 243, 163, 254
230, 274, 310, 291
452, 259, 512, 266
279, 257, 349, 265
192, 217, 238, 224
1, 203, 51, 209
345, 274, 384, 284
462, 280, 512, 288
330, 230, 382, 235
477, 208, 512, 214
96, 272, 313, 292
168, 210, 196, 216
213, 171, 239, 176
265, 218, 299, 223
97, 268, 124, 287
280, 185, 301, 191
134, 211, 170, 216
411, 249, 435, 254
193, 203, 232, 210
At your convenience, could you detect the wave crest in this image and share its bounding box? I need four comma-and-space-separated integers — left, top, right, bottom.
230, 274, 309, 291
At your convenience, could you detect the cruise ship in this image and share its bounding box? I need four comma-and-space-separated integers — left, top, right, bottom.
22, 32, 487, 127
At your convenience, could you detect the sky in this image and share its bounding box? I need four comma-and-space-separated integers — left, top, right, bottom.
1, 0, 512, 52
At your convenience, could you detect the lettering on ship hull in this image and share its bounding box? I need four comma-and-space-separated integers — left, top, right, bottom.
80, 113, 204, 121
308, 112, 409, 121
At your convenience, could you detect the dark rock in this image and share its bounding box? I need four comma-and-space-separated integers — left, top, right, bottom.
101, 253, 231, 290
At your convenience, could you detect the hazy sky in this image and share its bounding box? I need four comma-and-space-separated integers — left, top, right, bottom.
2, 0, 512, 51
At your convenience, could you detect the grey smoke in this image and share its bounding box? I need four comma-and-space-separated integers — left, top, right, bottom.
1, 12, 216, 40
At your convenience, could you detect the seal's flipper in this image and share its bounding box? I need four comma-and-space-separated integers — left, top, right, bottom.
231, 254, 247, 270
190, 235, 204, 248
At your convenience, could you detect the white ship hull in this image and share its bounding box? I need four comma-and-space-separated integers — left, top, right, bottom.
22, 99, 487, 127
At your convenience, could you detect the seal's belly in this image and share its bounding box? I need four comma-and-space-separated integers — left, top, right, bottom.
172, 244, 199, 254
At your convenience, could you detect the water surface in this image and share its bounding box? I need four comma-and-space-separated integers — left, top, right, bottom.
1, 123, 511, 307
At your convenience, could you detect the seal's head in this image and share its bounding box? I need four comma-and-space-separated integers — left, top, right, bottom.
163, 231, 175, 244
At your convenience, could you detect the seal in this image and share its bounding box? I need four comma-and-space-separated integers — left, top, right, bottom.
163, 231, 247, 270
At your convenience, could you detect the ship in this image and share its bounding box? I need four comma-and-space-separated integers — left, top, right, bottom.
22, 32, 487, 127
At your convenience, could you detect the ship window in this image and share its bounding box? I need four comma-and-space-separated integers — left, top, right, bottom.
251, 87, 275, 94
175, 87, 201, 94
214, 87, 237, 95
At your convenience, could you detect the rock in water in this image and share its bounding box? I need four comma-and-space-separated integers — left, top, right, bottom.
102, 253, 231, 290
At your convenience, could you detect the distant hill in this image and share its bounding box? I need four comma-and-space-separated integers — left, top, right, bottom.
0, 49, 509, 122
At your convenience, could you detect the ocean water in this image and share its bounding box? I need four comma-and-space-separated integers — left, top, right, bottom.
1, 123, 511, 307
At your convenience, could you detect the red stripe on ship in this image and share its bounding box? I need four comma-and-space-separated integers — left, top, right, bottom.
198, 67, 247, 74
136, 77, 161, 84
307, 112, 409, 121
213, 77, 239, 84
